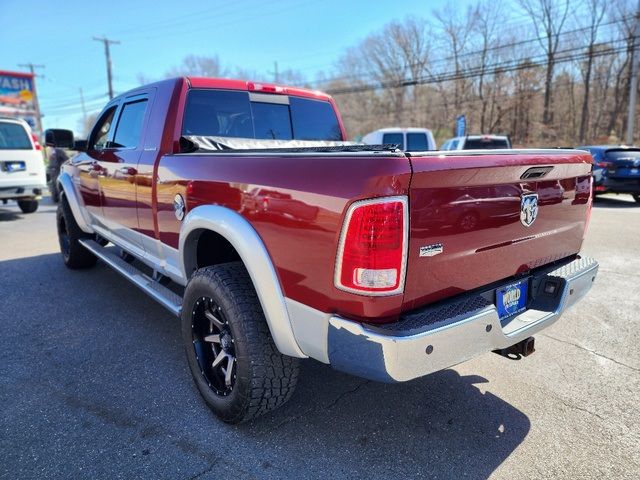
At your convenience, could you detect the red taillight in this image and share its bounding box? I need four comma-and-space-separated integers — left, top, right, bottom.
595, 161, 612, 168
31, 133, 41, 150
584, 177, 593, 239
334, 197, 408, 295
247, 82, 287, 94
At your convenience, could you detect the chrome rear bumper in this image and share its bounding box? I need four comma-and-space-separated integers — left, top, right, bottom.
327, 256, 598, 382
0, 184, 46, 199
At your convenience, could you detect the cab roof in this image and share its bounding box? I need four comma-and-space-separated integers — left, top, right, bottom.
186, 77, 333, 101
111, 77, 335, 104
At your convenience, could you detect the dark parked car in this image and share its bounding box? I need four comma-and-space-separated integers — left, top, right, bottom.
577, 145, 640, 203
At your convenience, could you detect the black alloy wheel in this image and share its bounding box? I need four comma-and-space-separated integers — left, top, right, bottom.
57, 211, 71, 262
191, 296, 236, 395
181, 262, 299, 423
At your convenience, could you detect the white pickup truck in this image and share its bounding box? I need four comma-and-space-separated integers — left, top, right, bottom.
0, 117, 47, 213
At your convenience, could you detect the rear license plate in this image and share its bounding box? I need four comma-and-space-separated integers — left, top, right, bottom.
3, 161, 26, 173
496, 279, 528, 319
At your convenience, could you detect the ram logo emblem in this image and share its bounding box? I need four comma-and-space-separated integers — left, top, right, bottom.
520, 193, 538, 227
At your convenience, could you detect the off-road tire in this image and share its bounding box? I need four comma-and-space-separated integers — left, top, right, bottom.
181, 262, 299, 424
57, 195, 97, 269
17, 199, 38, 213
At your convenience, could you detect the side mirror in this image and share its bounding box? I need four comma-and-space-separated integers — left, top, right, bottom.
44, 129, 75, 148
73, 140, 88, 152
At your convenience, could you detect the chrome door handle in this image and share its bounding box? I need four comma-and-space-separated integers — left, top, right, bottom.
89, 162, 106, 176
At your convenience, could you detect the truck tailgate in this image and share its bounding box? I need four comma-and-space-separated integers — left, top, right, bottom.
403, 150, 592, 311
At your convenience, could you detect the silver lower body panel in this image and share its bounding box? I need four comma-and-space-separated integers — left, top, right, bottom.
327, 256, 598, 382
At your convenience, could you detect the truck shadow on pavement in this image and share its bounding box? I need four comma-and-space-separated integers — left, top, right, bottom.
0, 252, 530, 480
0, 206, 24, 222
247, 362, 530, 479
0, 196, 57, 222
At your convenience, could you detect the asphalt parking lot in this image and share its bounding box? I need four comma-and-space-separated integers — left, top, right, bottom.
1, 194, 639, 480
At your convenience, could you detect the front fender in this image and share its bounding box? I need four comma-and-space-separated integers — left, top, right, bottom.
57, 172, 94, 234
179, 205, 306, 358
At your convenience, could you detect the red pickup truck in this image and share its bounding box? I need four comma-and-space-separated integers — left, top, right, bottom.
47, 77, 598, 423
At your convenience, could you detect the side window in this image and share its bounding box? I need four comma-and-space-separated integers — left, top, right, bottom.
407, 133, 429, 151
112, 100, 148, 149
441, 140, 451, 150
382, 132, 405, 149
91, 106, 117, 150
289, 97, 342, 140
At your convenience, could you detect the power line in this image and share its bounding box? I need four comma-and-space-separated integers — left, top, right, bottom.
93, 36, 121, 99
41, 92, 108, 110
340, 69, 623, 120
326, 39, 630, 96
315, 16, 630, 88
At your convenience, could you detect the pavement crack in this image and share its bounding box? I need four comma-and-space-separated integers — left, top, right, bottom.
541, 333, 639, 372
556, 395, 606, 422
187, 462, 217, 480
270, 381, 369, 430
270, 405, 317, 430
324, 380, 369, 410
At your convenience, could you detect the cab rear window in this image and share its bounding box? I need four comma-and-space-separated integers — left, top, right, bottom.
464, 138, 510, 149
182, 89, 342, 141
0, 121, 32, 150
382, 133, 404, 149
407, 133, 429, 151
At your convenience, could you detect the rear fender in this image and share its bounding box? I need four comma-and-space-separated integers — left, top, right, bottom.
179, 205, 306, 358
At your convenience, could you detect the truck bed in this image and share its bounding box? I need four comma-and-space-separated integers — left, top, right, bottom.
155, 147, 592, 323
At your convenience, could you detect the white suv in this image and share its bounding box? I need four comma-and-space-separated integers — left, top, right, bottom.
0, 118, 47, 213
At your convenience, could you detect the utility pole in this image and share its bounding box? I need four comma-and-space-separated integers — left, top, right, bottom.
17, 63, 44, 136
93, 36, 120, 99
626, 0, 640, 145
79, 87, 87, 130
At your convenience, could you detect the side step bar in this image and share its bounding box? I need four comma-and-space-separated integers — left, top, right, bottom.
79, 239, 182, 317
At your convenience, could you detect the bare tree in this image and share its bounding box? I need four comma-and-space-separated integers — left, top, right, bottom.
132, 3, 640, 147
327, 18, 430, 132
434, 4, 476, 115
165, 55, 228, 78
578, 0, 607, 143
606, 0, 637, 138
472, 0, 505, 132
518, 0, 571, 128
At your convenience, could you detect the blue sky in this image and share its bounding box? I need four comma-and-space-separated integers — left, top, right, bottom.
1, 0, 478, 133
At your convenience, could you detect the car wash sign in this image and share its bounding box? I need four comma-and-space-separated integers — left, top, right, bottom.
0, 70, 37, 129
